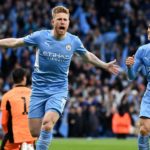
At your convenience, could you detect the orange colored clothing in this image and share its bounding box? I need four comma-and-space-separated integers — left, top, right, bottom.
1, 86, 35, 146
112, 112, 131, 134
4, 140, 33, 150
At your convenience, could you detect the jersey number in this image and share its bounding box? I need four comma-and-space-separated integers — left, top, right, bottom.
21, 97, 28, 115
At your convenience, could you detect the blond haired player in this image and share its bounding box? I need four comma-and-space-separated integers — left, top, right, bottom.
0, 6, 119, 150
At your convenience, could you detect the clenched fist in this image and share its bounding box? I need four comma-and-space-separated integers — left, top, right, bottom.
126, 56, 134, 68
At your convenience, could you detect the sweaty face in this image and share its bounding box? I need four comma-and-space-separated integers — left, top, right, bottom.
52, 13, 69, 37
148, 25, 150, 40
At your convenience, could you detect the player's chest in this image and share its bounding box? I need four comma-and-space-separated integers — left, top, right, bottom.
142, 55, 150, 74
39, 40, 74, 55
142, 55, 150, 66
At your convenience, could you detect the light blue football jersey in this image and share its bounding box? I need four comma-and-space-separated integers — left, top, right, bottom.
127, 43, 150, 90
24, 30, 87, 96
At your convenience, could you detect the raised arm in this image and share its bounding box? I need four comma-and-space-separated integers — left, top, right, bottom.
0, 38, 25, 48
81, 51, 119, 75
126, 48, 142, 80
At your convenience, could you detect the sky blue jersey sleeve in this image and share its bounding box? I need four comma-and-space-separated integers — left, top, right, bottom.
127, 47, 143, 80
74, 36, 87, 55
23, 31, 41, 46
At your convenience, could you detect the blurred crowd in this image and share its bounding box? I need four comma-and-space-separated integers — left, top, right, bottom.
0, 0, 149, 138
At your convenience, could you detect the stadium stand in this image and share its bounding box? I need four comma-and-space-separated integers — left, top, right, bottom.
0, 0, 149, 137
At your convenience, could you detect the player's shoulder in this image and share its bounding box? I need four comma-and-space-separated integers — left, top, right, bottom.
20, 86, 31, 91
135, 43, 150, 58
138, 43, 150, 50
29, 29, 50, 37
66, 32, 79, 40
2, 89, 13, 101
40, 29, 50, 33
14, 87, 31, 94
3, 87, 31, 97
34, 29, 50, 36
24, 29, 49, 41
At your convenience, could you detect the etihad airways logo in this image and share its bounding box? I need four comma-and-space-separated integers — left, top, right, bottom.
42, 51, 69, 62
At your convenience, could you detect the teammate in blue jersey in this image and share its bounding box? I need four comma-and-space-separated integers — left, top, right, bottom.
126, 24, 150, 150
0, 6, 119, 150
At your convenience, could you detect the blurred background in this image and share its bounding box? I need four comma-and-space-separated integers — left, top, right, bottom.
0, 0, 149, 139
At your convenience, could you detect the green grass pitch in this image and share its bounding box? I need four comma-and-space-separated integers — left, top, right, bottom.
50, 138, 137, 150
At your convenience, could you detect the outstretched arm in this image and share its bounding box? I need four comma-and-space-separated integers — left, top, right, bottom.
81, 51, 119, 75
0, 38, 25, 48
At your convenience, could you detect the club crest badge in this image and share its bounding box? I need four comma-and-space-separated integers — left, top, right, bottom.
66, 44, 71, 51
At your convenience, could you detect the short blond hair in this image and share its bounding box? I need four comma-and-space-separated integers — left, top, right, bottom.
52, 6, 70, 18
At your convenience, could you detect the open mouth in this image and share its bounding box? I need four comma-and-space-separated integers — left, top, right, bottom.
59, 26, 65, 30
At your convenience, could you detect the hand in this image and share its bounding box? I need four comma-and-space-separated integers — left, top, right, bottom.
126, 56, 134, 68
106, 59, 120, 75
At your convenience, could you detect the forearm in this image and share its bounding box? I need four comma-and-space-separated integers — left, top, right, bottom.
0, 38, 24, 48
84, 52, 108, 70
127, 67, 136, 80
1, 110, 9, 133
2, 123, 8, 133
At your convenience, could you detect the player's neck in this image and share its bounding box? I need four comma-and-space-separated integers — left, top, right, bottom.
52, 30, 66, 40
